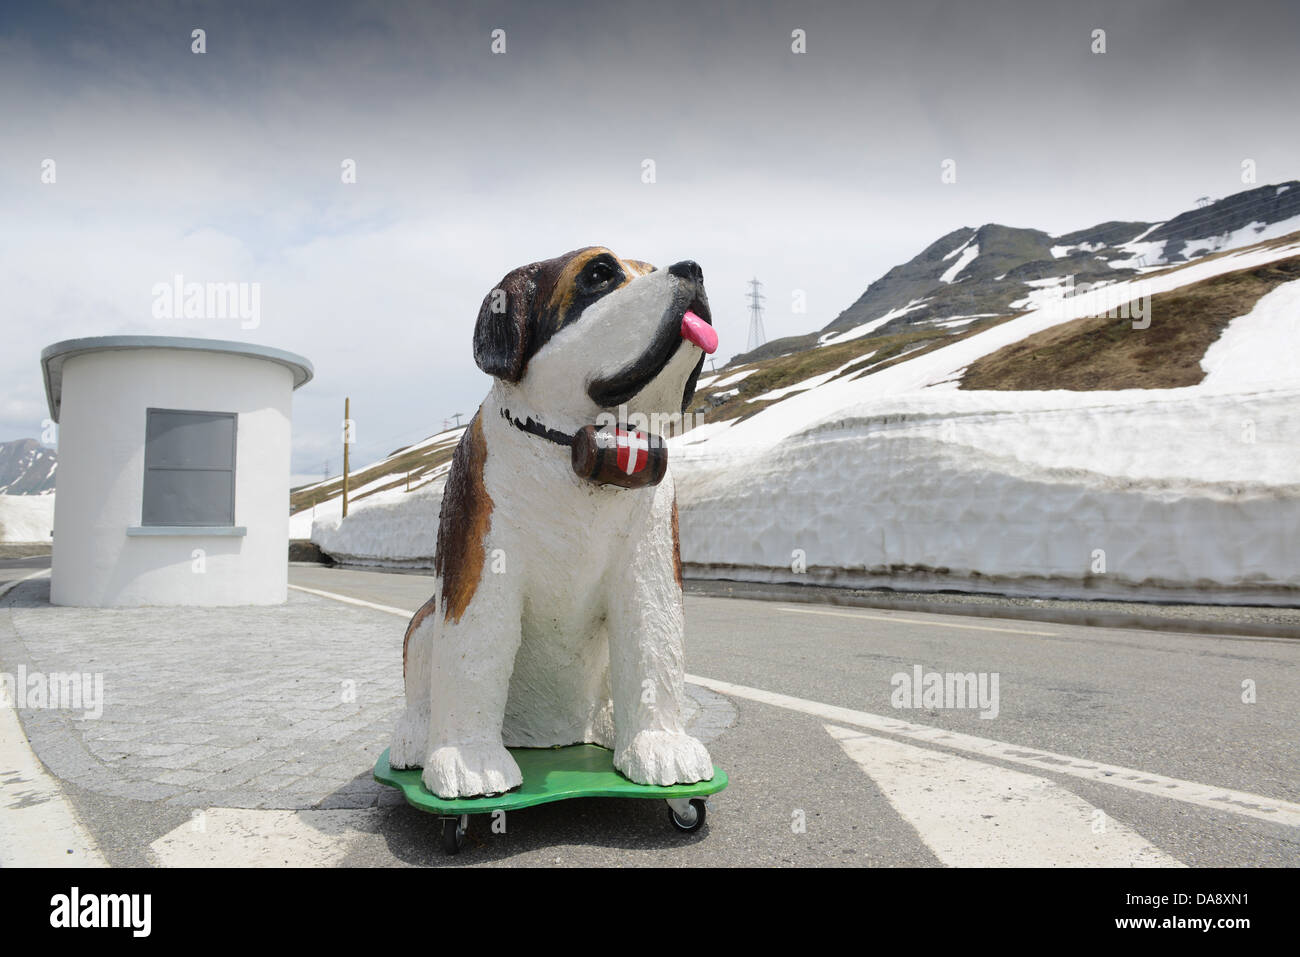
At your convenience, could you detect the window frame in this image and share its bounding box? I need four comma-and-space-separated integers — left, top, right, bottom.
140, 407, 238, 527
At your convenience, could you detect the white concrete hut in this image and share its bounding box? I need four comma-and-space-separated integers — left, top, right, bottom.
41, 336, 313, 607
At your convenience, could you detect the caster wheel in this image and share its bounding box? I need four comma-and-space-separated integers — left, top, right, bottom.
667, 798, 706, 833
441, 815, 468, 855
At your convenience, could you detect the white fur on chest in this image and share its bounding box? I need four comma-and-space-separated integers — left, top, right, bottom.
478, 406, 676, 747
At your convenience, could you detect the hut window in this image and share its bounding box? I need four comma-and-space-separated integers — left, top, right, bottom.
141, 409, 237, 526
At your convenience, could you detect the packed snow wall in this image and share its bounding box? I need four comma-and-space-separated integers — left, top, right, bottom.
310, 478, 445, 567
672, 388, 1300, 604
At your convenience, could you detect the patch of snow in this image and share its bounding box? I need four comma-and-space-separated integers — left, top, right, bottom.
1178, 214, 1300, 260
747, 354, 875, 403
0, 494, 54, 542
1278, 186, 1291, 195
707, 368, 757, 389
1050, 241, 1103, 258
1126, 222, 1164, 245
1200, 279, 1300, 389
927, 314, 997, 328
1108, 239, 1168, 270
939, 244, 979, 284
942, 234, 975, 261
818, 299, 930, 347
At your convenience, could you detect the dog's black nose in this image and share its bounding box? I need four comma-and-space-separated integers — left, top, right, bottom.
667, 260, 704, 284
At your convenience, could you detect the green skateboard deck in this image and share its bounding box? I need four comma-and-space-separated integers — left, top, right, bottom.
374, 744, 727, 853
374, 744, 727, 814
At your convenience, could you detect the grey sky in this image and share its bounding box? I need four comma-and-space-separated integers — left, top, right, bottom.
2, 0, 1297, 475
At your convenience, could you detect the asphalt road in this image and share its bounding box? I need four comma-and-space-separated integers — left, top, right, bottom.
279, 564, 1300, 867
6, 556, 1296, 867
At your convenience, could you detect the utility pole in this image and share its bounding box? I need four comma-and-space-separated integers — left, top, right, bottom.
342, 396, 351, 519
746, 278, 767, 353
451, 412, 464, 429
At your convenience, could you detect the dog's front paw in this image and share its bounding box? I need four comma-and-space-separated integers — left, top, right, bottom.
421, 743, 522, 799
615, 730, 713, 786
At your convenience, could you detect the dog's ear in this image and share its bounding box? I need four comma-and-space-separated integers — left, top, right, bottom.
473, 262, 542, 382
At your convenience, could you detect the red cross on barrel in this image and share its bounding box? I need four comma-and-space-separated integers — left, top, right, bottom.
571, 424, 669, 489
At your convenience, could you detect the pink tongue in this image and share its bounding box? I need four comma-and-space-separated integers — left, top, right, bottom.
681, 310, 718, 354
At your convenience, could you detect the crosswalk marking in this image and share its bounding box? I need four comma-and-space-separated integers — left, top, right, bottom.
688, 674, 1300, 828
150, 808, 380, 867
827, 724, 1183, 867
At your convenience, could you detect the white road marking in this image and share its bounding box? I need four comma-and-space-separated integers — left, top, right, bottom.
777, 604, 1057, 636
687, 674, 1300, 828
149, 807, 380, 867
0, 568, 106, 867
0, 699, 107, 867
288, 582, 1299, 829
827, 724, 1183, 867
0, 567, 51, 601
288, 583, 416, 619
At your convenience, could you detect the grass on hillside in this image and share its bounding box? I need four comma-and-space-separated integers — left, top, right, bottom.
289, 433, 460, 515
959, 254, 1300, 392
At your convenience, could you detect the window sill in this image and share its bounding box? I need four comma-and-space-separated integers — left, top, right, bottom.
126, 526, 247, 537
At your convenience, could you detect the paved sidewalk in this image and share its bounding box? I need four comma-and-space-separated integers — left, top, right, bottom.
0, 578, 733, 815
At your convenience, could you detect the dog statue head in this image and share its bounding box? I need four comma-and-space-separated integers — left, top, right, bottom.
472, 247, 716, 432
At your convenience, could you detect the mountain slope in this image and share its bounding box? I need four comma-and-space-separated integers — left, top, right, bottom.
736, 181, 1300, 365
0, 439, 57, 495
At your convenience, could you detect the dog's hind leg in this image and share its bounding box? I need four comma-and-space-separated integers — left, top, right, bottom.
419, 578, 525, 798
388, 593, 439, 769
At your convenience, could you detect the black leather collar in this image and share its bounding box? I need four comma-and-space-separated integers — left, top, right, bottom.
500, 406, 574, 447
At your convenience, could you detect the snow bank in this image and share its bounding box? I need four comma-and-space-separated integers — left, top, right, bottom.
309, 478, 447, 566
0, 494, 55, 542
673, 386, 1300, 602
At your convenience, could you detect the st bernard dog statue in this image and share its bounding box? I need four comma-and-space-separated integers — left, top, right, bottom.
389, 247, 719, 799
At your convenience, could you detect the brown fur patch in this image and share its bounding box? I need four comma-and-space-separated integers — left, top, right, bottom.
402, 597, 438, 679
433, 412, 494, 624
621, 258, 656, 277
541, 247, 618, 325
671, 495, 683, 588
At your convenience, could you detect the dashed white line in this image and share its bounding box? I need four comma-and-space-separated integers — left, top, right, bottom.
288, 584, 416, 619
777, 604, 1058, 636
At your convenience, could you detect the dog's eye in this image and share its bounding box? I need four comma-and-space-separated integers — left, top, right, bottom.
585, 262, 615, 290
